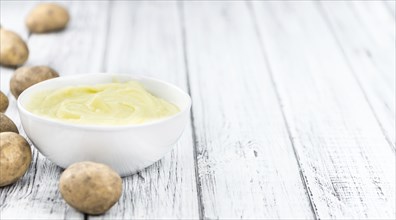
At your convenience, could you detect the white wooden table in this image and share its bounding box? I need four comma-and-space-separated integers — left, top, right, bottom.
0, 1, 395, 219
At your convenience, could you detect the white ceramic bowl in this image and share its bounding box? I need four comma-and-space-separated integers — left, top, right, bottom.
18, 73, 191, 176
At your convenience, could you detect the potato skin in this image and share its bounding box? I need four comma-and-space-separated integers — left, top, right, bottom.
59, 161, 122, 215
10, 66, 59, 98
0, 132, 32, 187
0, 113, 18, 133
26, 3, 70, 33
0, 91, 9, 113
0, 29, 29, 67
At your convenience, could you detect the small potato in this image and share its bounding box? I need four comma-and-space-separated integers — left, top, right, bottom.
59, 161, 122, 215
0, 91, 9, 113
26, 3, 70, 33
0, 132, 32, 187
0, 113, 18, 133
10, 66, 59, 98
0, 29, 29, 67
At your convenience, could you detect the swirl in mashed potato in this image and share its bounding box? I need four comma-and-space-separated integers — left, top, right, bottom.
27, 81, 179, 125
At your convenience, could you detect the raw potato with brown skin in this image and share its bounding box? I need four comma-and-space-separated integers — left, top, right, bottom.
26, 3, 70, 33
0, 113, 18, 133
0, 29, 29, 66
0, 91, 9, 113
59, 161, 122, 215
10, 66, 59, 98
0, 132, 32, 187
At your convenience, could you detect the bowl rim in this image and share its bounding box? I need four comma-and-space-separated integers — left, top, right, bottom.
17, 73, 192, 130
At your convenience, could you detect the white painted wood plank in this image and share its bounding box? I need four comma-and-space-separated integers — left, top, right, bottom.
27, 1, 109, 73
252, 1, 396, 219
319, 0, 395, 148
320, 1, 395, 149
347, 0, 395, 79
90, 1, 200, 219
0, 0, 34, 38
384, 0, 396, 17
1, 1, 110, 219
182, 2, 315, 219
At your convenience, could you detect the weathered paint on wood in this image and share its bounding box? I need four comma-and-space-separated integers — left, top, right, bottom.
182, 1, 314, 219
1, 1, 395, 219
252, 1, 395, 219
322, 0, 396, 148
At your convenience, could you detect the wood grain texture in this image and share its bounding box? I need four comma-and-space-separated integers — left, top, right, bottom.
320, 1, 395, 149
182, 1, 315, 219
1, 1, 110, 219
252, 1, 395, 219
90, 1, 199, 219
327, 1, 396, 147
1, 1, 395, 219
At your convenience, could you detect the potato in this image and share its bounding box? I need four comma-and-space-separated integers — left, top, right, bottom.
59, 161, 122, 215
0, 113, 18, 133
26, 3, 70, 33
0, 91, 9, 113
0, 29, 29, 67
0, 132, 32, 187
10, 66, 59, 98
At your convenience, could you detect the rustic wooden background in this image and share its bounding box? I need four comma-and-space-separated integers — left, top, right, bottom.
0, 1, 395, 219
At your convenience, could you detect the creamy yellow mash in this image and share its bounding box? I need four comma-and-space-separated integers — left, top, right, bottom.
27, 81, 179, 125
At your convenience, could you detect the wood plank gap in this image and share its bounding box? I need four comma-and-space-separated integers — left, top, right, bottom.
246, 2, 319, 219
317, 2, 396, 152
252, 1, 395, 217
177, 2, 204, 219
